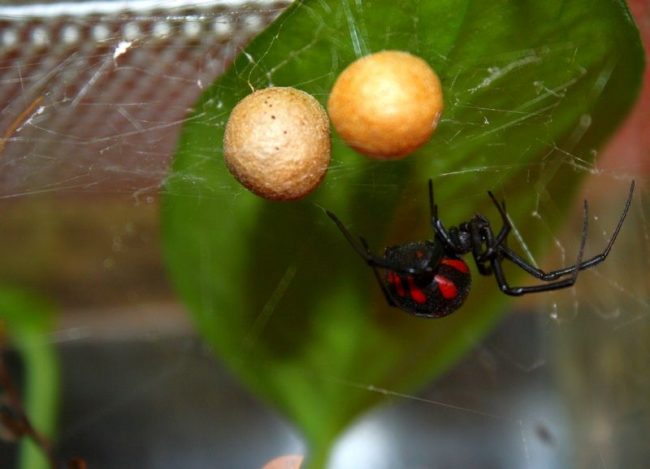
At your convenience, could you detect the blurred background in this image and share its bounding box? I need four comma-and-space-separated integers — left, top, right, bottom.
0, 0, 648, 467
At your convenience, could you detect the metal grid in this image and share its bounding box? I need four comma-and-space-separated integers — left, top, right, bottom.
0, 1, 291, 196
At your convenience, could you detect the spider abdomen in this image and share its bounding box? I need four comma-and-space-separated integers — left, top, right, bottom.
385, 255, 471, 318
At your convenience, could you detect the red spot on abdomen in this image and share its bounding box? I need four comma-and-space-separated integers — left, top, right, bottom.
388, 271, 406, 297
406, 276, 427, 304
441, 258, 469, 274
435, 275, 458, 299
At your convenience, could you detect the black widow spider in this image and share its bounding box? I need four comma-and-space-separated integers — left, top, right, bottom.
326, 180, 635, 318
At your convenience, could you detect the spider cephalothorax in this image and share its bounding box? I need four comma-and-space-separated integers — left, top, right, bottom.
327, 180, 635, 318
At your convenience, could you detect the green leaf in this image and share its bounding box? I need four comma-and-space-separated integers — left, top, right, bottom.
162, 0, 643, 465
0, 287, 59, 469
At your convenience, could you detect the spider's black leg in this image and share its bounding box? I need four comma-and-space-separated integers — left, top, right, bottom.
498, 180, 634, 281
491, 256, 578, 296
326, 210, 377, 262
326, 210, 431, 275
429, 180, 447, 238
429, 180, 464, 252
433, 219, 459, 251
475, 191, 511, 264
491, 201, 589, 295
488, 191, 511, 248
469, 220, 494, 275
428, 179, 437, 222
359, 237, 397, 307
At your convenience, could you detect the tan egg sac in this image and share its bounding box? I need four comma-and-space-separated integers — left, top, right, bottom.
223, 87, 331, 201
328, 50, 443, 159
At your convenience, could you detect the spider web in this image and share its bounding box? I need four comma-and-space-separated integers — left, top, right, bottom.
0, 1, 648, 468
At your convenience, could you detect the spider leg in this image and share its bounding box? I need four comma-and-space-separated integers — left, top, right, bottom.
491, 257, 578, 296
433, 219, 459, 251
498, 180, 634, 281
429, 180, 464, 251
359, 237, 397, 307
488, 191, 511, 248
428, 179, 437, 222
326, 210, 428, 306
326, 210, 431, 275
469, 219, 494, 275
326, 210, 376, 262
491, 200, 589, 296
475, 191, 511, 264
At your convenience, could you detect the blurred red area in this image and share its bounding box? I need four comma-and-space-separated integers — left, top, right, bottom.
600, 0, 650, 177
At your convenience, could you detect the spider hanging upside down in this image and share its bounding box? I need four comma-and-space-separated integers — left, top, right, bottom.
326, 180, 635, 318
